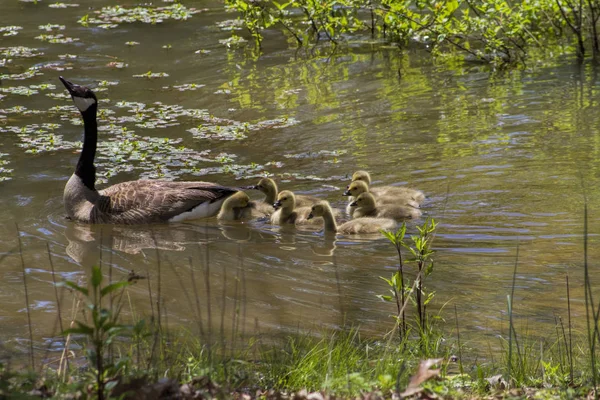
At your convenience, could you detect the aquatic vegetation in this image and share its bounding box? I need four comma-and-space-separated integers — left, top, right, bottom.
0, 66, 43, 81
219, 35, 247, 48
125, 41, 140, 46
0, 26, 23, 37
132, 71, 169, 79
0, 86, 39, 96
0, 46, 43, 58
0, 84, 54, 96
0, 153, 12, 182
77, 4, 203, 28
48, 2, 79, 7
34, 34, 80, 44
163, 83, 205, 91
188, 117, 298, 141
194, 49, 211, 54
106, 61, 128, 68
38, 23, 65, 31
216, 19, 244, 31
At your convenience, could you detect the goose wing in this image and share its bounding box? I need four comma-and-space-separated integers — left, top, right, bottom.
95, 180, 237, 224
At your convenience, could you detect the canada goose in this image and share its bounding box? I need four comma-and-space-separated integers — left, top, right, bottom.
308, 201, 396, 235
217, 191, 272, 221
351, 170, 425, 204
350, 192, 422, 221
253, 178, 319, 207
270, 190, 321, 226
59, 76, 238, 224
343, 180, 419, 217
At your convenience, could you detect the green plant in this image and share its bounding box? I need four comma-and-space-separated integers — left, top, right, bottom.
60, 266, 140, 400
379, 218, 437, 338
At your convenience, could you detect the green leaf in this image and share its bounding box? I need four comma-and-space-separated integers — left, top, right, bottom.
100, 281, 130, 297
91, 265, 103, 288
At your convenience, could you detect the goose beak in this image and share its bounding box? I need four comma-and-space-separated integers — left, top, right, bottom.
307, 213, 314, 220
273, 200, 281, 210
349, 201, 357, 207
59, 76, 77, 96
342, 189, 351, 196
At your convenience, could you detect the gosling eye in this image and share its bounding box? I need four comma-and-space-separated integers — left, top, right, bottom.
282, 197, 288, 201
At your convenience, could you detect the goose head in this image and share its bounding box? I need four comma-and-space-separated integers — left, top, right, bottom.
307, 201, 329, 219
255, 178, 277, 196
273, 190, 295, 210
59, 76, 98, 114
352, 170, 371, 185
350, 192, 376, 210
343, 180, 369, 197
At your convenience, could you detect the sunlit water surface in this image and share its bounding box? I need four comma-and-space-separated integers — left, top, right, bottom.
1, 0, 600, 365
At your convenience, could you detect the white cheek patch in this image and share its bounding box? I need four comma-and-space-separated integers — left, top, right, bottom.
73, 96, 96, 112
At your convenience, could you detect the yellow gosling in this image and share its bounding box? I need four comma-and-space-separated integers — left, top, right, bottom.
255, 178, 320, 207
350, 192, 421, 221
217, 191, 272, 221
351, 170, 425, 204
308, 201, 396, 235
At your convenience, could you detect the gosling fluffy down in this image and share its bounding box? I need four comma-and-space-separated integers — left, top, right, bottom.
217, 192, 272, 221
270, 190, 321, 226
351, 170, 425, 204
308, 201, 396, 235
350, 192, 422, 221
344, 180, 419, 217
255, 178, 320, 208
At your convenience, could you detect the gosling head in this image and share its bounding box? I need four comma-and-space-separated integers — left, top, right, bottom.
349, 192, 376, 208
273, 190, 295, 210
352, 170, 372, 185
343, 180, 369, 197
59, 76, 98, 114
255, 178, 277, 194
224, 191, 250, 208
307, 201, 329, 220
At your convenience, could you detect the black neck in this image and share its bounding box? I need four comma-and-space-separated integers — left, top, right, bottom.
75, 104, 98, 191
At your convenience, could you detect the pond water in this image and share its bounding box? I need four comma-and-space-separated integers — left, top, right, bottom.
1, 0, 600, 365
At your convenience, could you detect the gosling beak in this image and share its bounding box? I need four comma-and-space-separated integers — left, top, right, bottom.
307, 213, 314, 220
59, 76, 78, 96
273, 200, 282, 210
349, 201, 357, 207
342, 189, 351, 196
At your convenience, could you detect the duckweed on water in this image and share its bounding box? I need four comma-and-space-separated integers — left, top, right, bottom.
0, 46, 43, 58
0, 153, 12, 182
0, 26, 23, 36
34, 34, 80, 44
38, 23, 65, 31
132, 71, 169, 79
78, 4, 202, 28
0, 67, 44, 81
163, 83, 205, 91
48, 2, 79, 8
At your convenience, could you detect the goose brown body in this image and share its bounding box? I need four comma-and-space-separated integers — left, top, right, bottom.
60, 76, 238, 224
